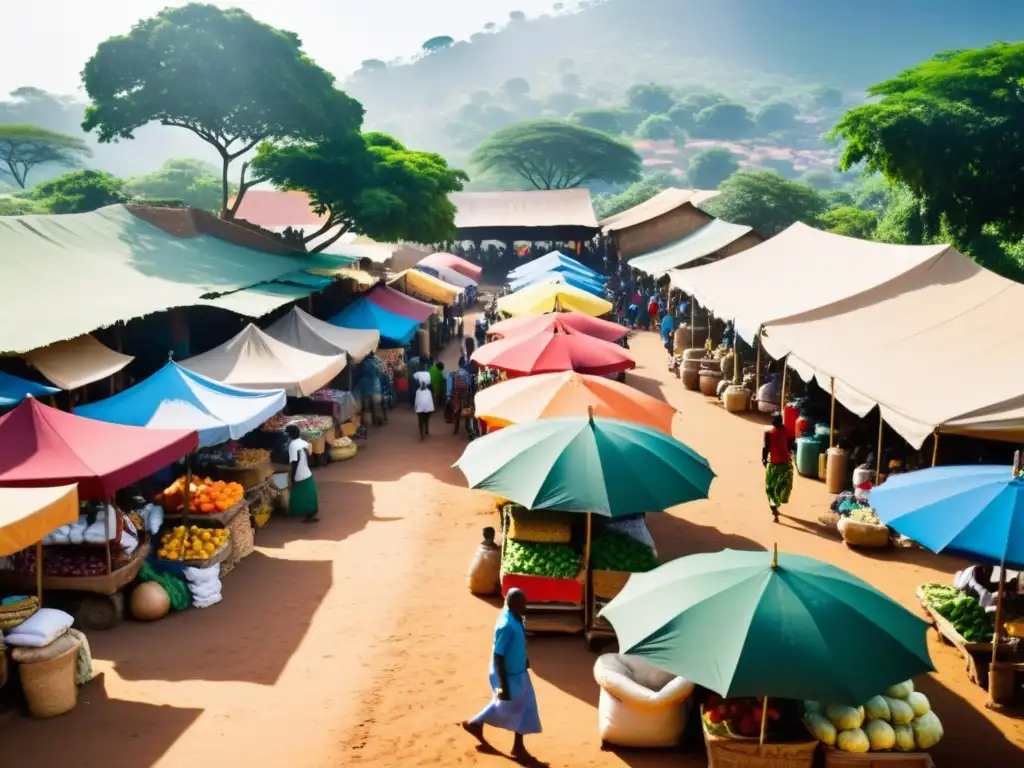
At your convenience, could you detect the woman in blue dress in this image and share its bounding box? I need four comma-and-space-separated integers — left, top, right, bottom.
462, 589, 542, 764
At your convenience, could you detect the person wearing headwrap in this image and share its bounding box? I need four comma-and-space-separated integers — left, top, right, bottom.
462, 588, 542, 764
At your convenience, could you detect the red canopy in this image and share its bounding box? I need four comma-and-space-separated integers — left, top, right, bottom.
471, 327, 635, 377
418, 252, 483, 281
365, 286, 435, 322
0, 398, 198, 499
486, 312, 627, 343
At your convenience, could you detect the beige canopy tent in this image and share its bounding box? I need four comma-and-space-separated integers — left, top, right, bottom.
600, 188, 719, 232
668, 223, 948, 344
179, 324, 346, 397
0, 485, 79, 557
762, 246, 1024, 448
264, 307, 379, 362
26, 334, 134, 390
388, 269, 463, 305
627, 219, 754, 277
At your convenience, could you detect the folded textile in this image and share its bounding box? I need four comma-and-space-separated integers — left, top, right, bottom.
66, 628, 94, 685
193, 592, 223, 609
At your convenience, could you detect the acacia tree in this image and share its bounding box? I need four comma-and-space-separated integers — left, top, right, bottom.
703, 170, 829, 235
687, 148, 740, 188
80, 4, 363, 219
0, 124, 91, 187
830, 42, 1024, 243
251, 133, 468, 251
471, 120, 641, 190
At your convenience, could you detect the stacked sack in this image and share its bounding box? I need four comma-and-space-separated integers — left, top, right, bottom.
183, 565, 223, 608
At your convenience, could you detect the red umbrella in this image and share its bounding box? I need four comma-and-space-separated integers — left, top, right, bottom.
471, 326, 635, 377
487, 312, 628, 343
418, 252, 482, 281
0, 397, 198, 499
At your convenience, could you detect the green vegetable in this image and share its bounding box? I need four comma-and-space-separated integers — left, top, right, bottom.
590, 531, 658, 572
502, 539, 579, 579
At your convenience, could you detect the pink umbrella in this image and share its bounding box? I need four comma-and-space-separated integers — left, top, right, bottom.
487, 311, 627, 343
418, 252, 482, 281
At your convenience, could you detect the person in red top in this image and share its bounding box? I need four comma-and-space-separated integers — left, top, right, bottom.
762, 412, 794, 522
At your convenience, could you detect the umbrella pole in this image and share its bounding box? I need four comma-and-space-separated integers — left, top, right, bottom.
988, 452, 1020, 707
755, 332, 761, 392
931, 430, 940, 467
183, 455, 193, 526
779, 361, 788, 412
584, 512, 593, 630
828, 377, 836, 449
875, 414, 884, 483
758, 695, 769, 748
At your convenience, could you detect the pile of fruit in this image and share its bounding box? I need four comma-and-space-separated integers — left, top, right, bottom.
502, 539, 579, 579
157, 525, 230, 562
155, 476, 245, 514
804, 679, 943, 752
921, 582, 993, 642
702, 695, 782, 738
234, 448, 270, 468
13, 547, 111, 577
590, 530, 658, 573
848, 508, 882, 525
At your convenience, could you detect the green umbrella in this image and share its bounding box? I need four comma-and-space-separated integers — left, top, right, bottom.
454, 413, 714, 517
600, 547, 934, 705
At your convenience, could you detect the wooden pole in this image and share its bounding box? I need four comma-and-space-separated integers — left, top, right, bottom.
584, 512, 593, 633
779, 361, 788, 413
755, 333, 761, 392
35, 541, 43, 604
758, 695, 770, 747
829, 377, 836, 449
875, 414, 885, 483
931, 431, 940, 467
987, 451, 1021, 707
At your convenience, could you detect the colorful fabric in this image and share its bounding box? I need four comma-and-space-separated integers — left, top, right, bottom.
765, 460, 793, 507
288, 476, 319, 517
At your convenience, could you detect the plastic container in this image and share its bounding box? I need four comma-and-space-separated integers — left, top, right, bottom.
852, 466, 875, 488
795, 415, 811, 438
795, 437, 824, 478
723, 385, 750, 413
825, 447, 848, 494
783, 404, 800, 439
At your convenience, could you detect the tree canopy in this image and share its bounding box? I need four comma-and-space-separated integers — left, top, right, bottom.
687, 148, 740, 189
471, 119, 642, 190
754, 101, 798, 134
636, 114, 676, 141
818, 205, 878, 239
0, 124, 91, 188
20, 170, 126, 213
80, 3, 363, 218
570, 108, 621, 134
703, 170, 829, 235
125, 158, 230, 212
593, 172, 679, 219
692, 102, 754, 139
830, 42, 1024, 243
626, 83, 675, 115
422, 36, 455, 52
251, 133, 467, 250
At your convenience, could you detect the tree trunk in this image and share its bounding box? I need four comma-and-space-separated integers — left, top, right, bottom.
219, 152, 232, 219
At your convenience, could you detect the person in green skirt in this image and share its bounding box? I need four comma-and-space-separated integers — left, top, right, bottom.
762, 412, 794, 523
286, 424, 319, 523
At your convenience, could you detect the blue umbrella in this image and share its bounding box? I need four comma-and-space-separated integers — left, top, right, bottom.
869, 465, 1024, 569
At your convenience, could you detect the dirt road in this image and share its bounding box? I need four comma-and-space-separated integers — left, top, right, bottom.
9, 331, 1023, 767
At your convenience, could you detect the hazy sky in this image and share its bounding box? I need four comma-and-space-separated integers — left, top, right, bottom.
0, 0, 558, 95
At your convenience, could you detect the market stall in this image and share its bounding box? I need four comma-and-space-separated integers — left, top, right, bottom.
414, 263, 478, 304
506, 250, 603, 283
496, 282, 613, 318
179, 323, 347, 397
0, 398, 197, 628
264, 306, 380, 363
418, 251, 483, 282
470, 322, 635, 378
328, 298, 420, 347
0, 371, 59, 409
508, 269, 607, 298
486, 311, 627, 344
387, 268, 463, 306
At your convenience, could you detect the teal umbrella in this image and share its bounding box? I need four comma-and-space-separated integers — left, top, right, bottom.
600, 547, 934, 705
454, 413, 713, 517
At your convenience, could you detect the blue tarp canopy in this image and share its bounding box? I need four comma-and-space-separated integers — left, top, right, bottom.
0, 371, 60, 408
75, 362, 286, 449
329, 299, 420, 346
508, 269, 608, 296
507, 251, 604, 282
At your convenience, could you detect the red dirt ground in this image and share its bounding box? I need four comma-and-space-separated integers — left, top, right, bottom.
6, 331, 1023, 767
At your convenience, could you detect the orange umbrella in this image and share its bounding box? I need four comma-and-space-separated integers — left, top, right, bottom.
473, 371, 676, 434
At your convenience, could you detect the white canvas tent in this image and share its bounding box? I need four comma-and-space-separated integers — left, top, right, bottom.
264, 307, 379, 363
668, 223, 948, 344
762, 247, 1024, 448
179, 324, 346, 397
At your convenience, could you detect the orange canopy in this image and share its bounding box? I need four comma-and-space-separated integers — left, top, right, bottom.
473, 371, 676, 434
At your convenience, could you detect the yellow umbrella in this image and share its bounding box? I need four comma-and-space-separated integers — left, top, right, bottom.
497, 282, 613, 317
0, 485, 79, 557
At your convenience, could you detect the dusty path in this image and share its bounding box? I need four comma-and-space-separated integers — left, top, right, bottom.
8, 330, 1024, 767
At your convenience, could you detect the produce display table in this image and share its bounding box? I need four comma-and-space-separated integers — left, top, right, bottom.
822, 751, 934, 768
209, 458, 273, 489
702, 716, 817, 768
162, 499, 248, 527
915, 585, 1020, 688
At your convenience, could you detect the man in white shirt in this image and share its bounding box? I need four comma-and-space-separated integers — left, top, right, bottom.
285, 424, 318, 522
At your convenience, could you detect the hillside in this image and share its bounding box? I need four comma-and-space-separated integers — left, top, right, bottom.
344, 0, 1024, 186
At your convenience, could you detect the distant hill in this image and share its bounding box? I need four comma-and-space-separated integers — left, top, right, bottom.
344, 0, 1024, 186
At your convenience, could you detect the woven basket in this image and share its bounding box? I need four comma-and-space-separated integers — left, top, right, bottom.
329, 443, 357, 462
220, 509, 255, 577
19, 642, 80, 718
591, 570, 631, 600
507, 508, 572, 544
0, 595, 40, 631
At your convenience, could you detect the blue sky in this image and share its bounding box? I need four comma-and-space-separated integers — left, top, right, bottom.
0, 0, 558, 95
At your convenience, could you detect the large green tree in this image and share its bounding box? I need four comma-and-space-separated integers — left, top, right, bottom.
251, 133, 467, 250
830, 42, 1024, 243
687, 148, 740, 189
703, 170, 829, 235
626, 83, 675, 115
125, 158, 230, 211
21, 170, 126, 213
818, 206, 878, 239
80, 3, 363, 219
471, 120, 641, 190
0, 124, 91, 188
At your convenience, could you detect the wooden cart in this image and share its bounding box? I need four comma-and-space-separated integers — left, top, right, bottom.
915, 586, 1022, 688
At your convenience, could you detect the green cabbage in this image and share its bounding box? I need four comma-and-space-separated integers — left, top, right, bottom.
590, 530, 657, 572
502, 540, 579, 579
